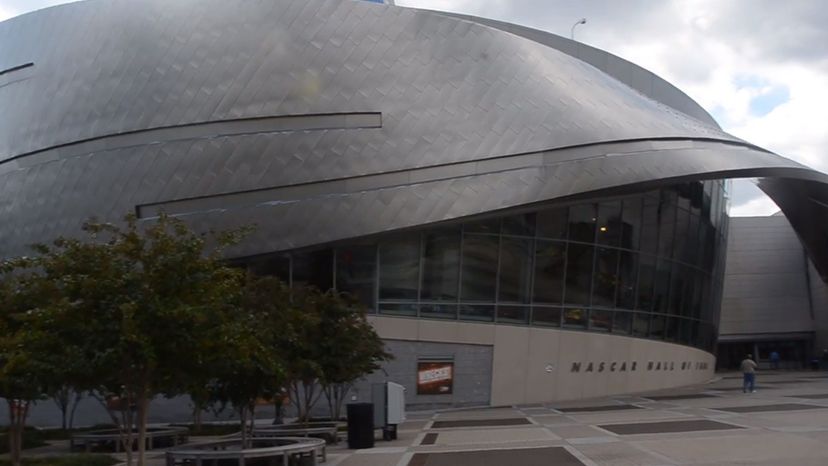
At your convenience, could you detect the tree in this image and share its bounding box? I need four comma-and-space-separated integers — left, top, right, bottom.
317, 293, 391, 421
0, 262, 66, 466
51, 386, 84, 431
209, 274, 294, 447
29, 214, 247, 466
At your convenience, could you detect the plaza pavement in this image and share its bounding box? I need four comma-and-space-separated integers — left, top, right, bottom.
324, 370, 828, 466
14, 371, 828, 465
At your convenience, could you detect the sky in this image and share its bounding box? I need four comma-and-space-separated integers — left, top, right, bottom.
2, 0, 827, 216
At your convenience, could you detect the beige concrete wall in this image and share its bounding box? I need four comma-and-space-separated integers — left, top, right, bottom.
368, 315, 715, 405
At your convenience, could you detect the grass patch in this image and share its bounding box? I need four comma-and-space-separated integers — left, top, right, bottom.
0, 454, 117, 466
0, 428, 48, 454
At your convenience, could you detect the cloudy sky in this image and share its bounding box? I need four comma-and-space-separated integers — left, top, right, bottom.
2, 0, 826, 216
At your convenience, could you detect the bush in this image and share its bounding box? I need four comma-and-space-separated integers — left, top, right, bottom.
0, 428, 48, 453
0, 455, 117, 466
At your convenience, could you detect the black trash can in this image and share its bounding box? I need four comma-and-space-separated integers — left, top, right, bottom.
346, 403, 374, 449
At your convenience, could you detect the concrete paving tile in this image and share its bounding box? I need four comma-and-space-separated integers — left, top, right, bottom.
330, 452, 405, 466
529, 414, 578, 425
567, 436, 619, 445
565, 409, 691, 424
633, 432, 827, 464
546, 424, 610, 439
575, 442, 679, 466
420, 426, 558, 445
407, 446, 583, 466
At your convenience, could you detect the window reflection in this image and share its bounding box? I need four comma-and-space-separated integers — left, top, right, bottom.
532, 306, 561, 327
460, 234, 499, 301
565, 243, 594, 305
336, 245, 376, 309
533, 241, 565, 304
621, 197, 642, 250
421, 230, 460, 301
497, 305, 528, 324
537, 207, 568, 239
379, 236, 420, 300
589, 309, 612, 332
293, 249, 333, 291
564, 307, 588, 328
596, 201, 622, 247
593, 247, 619, 307
568, 204, 597, 243
499, 237, 532, 303
617, 251, 637, 309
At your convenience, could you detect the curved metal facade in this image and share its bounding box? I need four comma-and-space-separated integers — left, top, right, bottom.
1, 0, 827, 317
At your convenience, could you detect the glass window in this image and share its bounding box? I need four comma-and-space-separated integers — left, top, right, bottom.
248, 255, 291, 284
292, 249, 334, 291
464, 218, 500, 234
685, 213, 700, 264
497, 305, 528, 324
592, 247, 619, 307
652, 259, 672, 313
379, 236, 420, 300
536, 207, 568, 239
421, 230, 460, 301
633, 312, 649, 337
613, 311, 633, 334
567, 204, 597, 243
596, 201, 622, 247
498, 238, 532, 303
502, 213, 536, 236
379, 303, 417, 317
657, 192, 676, 259
460, 234, 499, 301
640, 194, 660, 255
459, 304, 494, 322
616, 251, 638, 309
672, 207, 689, 260
665, 317, 679, 341
650, 315, 666, 339
589, 309, 612, 332
637, 254, 656, 311
676, 183, 692, 211
565, 243, 594, 305
420, 303, 457, 320
621, 197, 642, 250
532, 306, 561, 327
336, 245, 377, 309
563, 307, 587, 328
702, 181, 712, 219
533, 241, 566, 304
668, 263, 686, 315
690, 182, 703, 216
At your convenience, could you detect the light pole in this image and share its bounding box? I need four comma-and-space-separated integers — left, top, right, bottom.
570, 18, 587, 41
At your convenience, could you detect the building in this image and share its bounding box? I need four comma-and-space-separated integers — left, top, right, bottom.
718, 215, 828, 370
3, 0, 828, 420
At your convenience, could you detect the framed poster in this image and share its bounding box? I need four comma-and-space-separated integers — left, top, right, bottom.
417, 361, 454, 395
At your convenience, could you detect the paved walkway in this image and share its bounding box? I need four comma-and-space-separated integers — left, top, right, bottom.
324, 371, 828, 466
14, 371, 828, 465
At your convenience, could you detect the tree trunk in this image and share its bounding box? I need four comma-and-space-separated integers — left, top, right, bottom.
68, 391, 83, 430
7, 399, 29, 466
239, 405, 249, 449
192, 405, 203, 433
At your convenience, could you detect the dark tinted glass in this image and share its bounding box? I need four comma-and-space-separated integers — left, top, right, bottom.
613, 311, 633, 334
420, 303, 457, 320
292, 249, 334, 291
421, 230, 460, 300
596, 201, 622, 246
565, 243, 594, 305
533, 241, 566, 304
502, 213, 536, 236
497, 305, 529, 324
633, 312, 649, 337
637, 254, 656, 311
563, 307, 588, 328
652, 259, 671, 313
532, 306, 561, 327
248, 255, 291, 283
650, 315, 665, 339
460, 234, 499, 301
568, 204, 597, 243
379, 236, 420, 300
621, 197, 642, 250
616, 251, 638, 309
592, 247, 619, 307
640, 194, 660, 255
665, 317, 679, 341
685, 213, 700, 264
668, 263, 686, 315
459, 304, 494, 322
536, 207, 568, 239
336, 245, 376, 309
498, 237, 532, 303
464, 218, 500, 234
672, 207, 689, 259
589, 309, 612, 332
657, 192, 676, 258
379, 303, 417, 317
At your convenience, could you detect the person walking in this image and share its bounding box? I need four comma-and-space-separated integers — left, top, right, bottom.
770, 350, 780, 370
741, 354, 758, 393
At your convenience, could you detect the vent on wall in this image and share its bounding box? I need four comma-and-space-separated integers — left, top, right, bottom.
0, 62, 34, 76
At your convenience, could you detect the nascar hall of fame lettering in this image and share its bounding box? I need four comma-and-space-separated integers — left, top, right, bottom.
570, 360, 709, 373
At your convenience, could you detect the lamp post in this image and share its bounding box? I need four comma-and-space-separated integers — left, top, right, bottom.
570, 18, 587, 40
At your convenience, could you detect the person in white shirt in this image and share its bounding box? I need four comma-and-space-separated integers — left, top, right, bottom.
741, 354, 758, 393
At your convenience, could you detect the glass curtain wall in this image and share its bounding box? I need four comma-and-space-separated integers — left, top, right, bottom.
247, 181, 728, 352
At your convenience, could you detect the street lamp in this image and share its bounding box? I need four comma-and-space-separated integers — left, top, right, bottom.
570, 18, 587, 41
